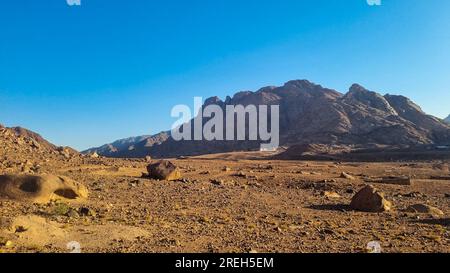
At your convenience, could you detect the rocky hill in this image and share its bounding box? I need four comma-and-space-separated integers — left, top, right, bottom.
84, 80, 450, 158
0, 125, 79, 173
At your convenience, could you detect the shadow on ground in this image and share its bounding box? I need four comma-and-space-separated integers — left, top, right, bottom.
308, 204, 351, 212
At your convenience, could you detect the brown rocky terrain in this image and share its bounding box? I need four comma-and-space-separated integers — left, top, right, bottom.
0, 127, 449, 253
0, 125, 81, 174
1, 83, 449, 253
84, 80, 450, 159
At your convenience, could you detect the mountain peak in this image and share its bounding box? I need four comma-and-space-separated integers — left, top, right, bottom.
349, 83, 369, 93
344, 84, 398, 115
284, 79, 318, 89
204, 96, 223, 106
445, 115, 450, 124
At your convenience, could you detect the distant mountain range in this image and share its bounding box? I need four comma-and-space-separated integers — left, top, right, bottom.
83, 79, 450, 158
83, 133, 170, 158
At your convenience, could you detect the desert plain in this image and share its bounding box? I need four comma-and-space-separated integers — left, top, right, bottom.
1, 150, 449, 253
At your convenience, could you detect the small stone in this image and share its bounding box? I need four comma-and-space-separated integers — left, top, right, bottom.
79, 207, 96, 217
322, 191, 341, 199
346, 188, 355, 194
67, 209, 80, 218
5, 241, 13, 248
341, 172, 356, 180
247, 181, 262, 187
211, 179, 224, 186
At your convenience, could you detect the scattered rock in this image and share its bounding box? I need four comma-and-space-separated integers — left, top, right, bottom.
346, 188, 355, 194
79, 207, 97, 217
146, 160, 182, 181
364, 176, 411, 186
406, 204, 444, 217
5, 241, 13, 248
179, 178, 190, 183
340, 172, 356, 180
350, 185, 392, 213
145, 156, 152, 163
432, 163, 449, 172
67, 209, 80, 218
247, 181, 262, 188
129, 179, 142, 187
322, 191, 341, 199
210, 179, 224, 186
430, 176, 450, 181
402, 192, 426, 198
58, 147, 76, 159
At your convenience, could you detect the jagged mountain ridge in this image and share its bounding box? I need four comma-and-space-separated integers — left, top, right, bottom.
83, 135, 152, 156
83, 132, 170, 158
84, 80, 450, 158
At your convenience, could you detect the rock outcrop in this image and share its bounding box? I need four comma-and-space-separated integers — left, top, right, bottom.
0, 174, 88, 204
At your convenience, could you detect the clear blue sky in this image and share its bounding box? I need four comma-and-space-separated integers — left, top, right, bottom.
1, 0, 449, 150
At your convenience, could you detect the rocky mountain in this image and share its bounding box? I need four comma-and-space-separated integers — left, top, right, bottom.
84, 80, 450, 158
444, 115, 450, 124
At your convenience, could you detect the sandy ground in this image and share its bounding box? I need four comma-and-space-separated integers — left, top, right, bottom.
0, 153, 449, 253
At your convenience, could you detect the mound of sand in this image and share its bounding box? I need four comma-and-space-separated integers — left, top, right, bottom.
0, 175, 88, 203
1, 215, 150, 252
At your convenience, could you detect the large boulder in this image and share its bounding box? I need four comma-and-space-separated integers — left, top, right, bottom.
350, 185, 392, 212
0, 175, 88, 204
146, 160, 182, 181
